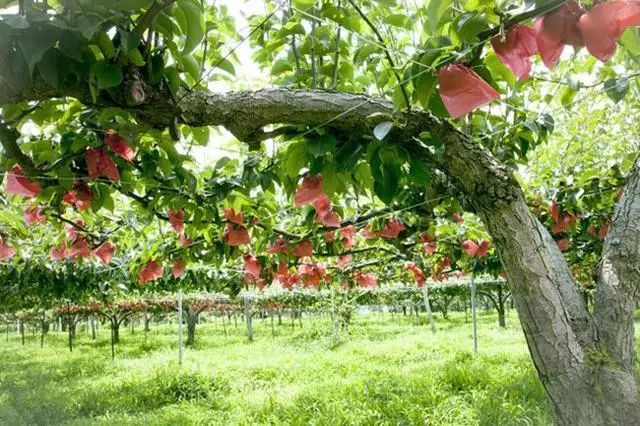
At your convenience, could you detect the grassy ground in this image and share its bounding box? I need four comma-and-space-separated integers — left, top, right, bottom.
0, 309, 552, 425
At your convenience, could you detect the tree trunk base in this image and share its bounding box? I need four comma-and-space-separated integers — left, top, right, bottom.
544, 366, 640, 425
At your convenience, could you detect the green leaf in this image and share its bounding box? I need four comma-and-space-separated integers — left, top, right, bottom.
18, 31, 56, 74
374, 162, 400, 204
308, 134, 337, 158
191, 126, 210, 145
391, 86, 408, 110
127, 49, 145, 66
370, 145, 402, 204
271, 59, 292, 75
409, 158, 431, 185
164, 66, 180, 93
484, 51, 516, 88
214, 57, 235, 76
91, 62, 123, 89
354, 43, 382, 64
91, 184, 105, 211
322, 5, 361, 32
0, 209, 26, 235
455, 12, 488, 42
55, 166, 75, 190
180, 53, 200, 80
1, 105, 23, 122
177, 1, 205, 55
283, 143, 308, 179
604, 78, 629, 103
373, 0, 397, 6
293, 0, 316, 11
383, 14, 412, 29
425, 0, 453, 35
158, 138, 181, 162
620, 28, 640, 58
155, 12, 181, 38
321, 163, 344, 196
58, 31, 86, 62
335, 139, 364, 171
373, 121, 393, 141
147, 53, 165, 85
37, 49, 71, 88
414, 73, 437, 109
354, 162, 373, 190
95, 31, 116, 59
117, 28, 142, 54
77, 15, 103, 39
560, 86, 577, 107
428, 90, 449, 118
102, 189, 115, 211
95, 0, 153, 9
158, 155, 172, 177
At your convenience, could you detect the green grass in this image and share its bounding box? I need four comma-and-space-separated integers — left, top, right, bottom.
0, 310, 552, 425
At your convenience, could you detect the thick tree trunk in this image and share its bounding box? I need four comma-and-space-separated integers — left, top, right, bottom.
477, 174, 640, 423
18, 319, 24, 345
184, 305, 198, 347
421, 287, 436, 334
496, 285, 506, 328
497, 308, 506, 329
244, 297, 253, 342
440, 298, 449, 320
144, 313, 151, 332
186, 321, 196, 346
68, 317, 75, 352
40, 317, 49, 348
69, 319, 77, 339
90, 317, 96, 340
111, 319, 120, 344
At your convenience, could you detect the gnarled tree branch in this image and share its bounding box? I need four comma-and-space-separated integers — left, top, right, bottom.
594, 158, 640, 371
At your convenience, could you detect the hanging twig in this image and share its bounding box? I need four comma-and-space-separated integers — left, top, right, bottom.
309, 6, 318, 89
346, 0, 411, 111
330, 0, 342, 89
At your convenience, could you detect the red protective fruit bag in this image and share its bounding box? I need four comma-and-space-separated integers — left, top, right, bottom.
139, 260, 163, 284
438, 63, 500, 119
223, 223, 251, 246
85, 149, 120, 182
168, 209, 185, 234
5, 165, 41, 198
93, 242, 116, 266
491, 24, 538, 79
294, 175, 325, 206
578, 0, 640, 62
104, 131, 135, 162
293, 240, 313, 258
224, 208, 244, 225
172, 259, 185, 278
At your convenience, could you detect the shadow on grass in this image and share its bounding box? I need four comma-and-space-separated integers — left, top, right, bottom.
242, 351, 550, 425
0, 359, 230, 425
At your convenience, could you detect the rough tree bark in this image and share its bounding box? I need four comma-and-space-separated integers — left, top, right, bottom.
111, 319, 120, 344
143, 313, 151, 332
3, 77, 640, 423
496, 285, 508, 328
183, 304, 200, 347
